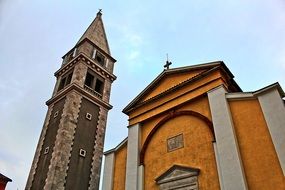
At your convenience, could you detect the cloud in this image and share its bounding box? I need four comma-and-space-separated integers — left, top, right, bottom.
127, 50, 140, 61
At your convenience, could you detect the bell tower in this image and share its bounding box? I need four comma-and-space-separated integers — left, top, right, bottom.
26, 11, 116, 190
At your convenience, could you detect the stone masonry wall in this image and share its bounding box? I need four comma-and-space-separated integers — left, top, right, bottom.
88, 107, 108, 190
44, 91, 82, 190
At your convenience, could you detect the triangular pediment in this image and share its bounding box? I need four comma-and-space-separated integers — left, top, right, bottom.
140, 69, 205, 102
123, 61, 240, 114
156, 165, 200, 184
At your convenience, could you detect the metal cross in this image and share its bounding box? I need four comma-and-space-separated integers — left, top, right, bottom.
164, 54, 172, 70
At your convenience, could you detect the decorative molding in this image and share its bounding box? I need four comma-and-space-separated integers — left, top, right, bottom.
155, 165, 200, 190
46, 84, 113, 110
55, 53, 116, 82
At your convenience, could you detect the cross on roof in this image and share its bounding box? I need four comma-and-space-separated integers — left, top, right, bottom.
164, 54, 172, 70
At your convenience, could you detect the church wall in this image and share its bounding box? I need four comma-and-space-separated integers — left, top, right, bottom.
140, 96, 211, 148
229, 99, 285, 189
129, 71, 225, 125
113, 144, 127, 190
143, 115, 220, 190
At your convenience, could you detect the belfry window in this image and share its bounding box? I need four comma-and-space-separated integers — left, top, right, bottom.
85, 72, 94, 88
58, 70, 73, 91
95, 79, 104, 94
95, 51, 105, 66
84, 70, 104, 98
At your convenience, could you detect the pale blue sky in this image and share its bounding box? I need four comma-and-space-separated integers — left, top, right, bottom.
0, 0, 285, 189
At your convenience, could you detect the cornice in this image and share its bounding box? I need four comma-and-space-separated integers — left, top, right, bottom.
46, 83, 113, 110
54, 53, 117, 82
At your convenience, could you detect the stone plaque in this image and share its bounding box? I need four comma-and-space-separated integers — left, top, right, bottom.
167, 134, 184, 152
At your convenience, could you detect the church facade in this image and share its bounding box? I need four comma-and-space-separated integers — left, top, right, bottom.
102, 62, 285, 190
26, 11, 116, 190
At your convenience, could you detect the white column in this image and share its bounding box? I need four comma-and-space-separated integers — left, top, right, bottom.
258, 88, 285, 175
208, 86, 248, 190
125, 123, 141, 190
213, 142, 224, 190
138, 165, 144, 190
102, 152, 115, 190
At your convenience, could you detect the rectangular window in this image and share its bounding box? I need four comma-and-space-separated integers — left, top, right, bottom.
57, 70, 73, 92
95, 79, 104, 94
84, 69, 104, 98
66, 72, 72, 85
58, 77, 66, 91
95, 51, 105, 66
85, 72, 94, 88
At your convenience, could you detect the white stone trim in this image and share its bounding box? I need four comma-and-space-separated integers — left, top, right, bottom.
138, 165, 144, 190
125, 123, 141, 190
208, 86, 248, 190
257, 88, 285, 175
213, 142, 224, 190
226, 92, 254, 100
102, 152, 115, 190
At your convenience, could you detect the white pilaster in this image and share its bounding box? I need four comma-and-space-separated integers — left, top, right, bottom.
208, 86, 248, 190
257, 88, 285, 175
125, 123, 141, 190
213, 142, 224, 190
138, 165, 144, 190
102, 152, 115, 190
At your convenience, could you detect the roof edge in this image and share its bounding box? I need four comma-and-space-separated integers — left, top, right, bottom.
123, 61, 238, 114
104, 137, 128, 155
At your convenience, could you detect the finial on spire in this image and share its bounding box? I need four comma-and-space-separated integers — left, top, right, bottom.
97, 9, 102, 16
164, 53, 172, 70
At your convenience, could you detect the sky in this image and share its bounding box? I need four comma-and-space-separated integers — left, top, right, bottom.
0, 0, 285, 189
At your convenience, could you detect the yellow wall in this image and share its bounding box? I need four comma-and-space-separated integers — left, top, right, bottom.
141, 96, 212, 147
141, 70, 204, 102
229, 99, 285, 189
143, 115, 220, 190
113, 144, 127, 190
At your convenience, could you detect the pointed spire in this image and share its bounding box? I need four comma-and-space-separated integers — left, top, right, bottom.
77, 9, 111, 54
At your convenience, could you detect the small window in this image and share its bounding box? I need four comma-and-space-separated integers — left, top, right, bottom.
86, 113, 92, 120
54, 111, 58, 118
66, 72, 72, 85
44, 147, 49, 154
58, 77, 66, 91
95, 79, 104, 94
85, 72, 94, 88
79, 149, 86, 157
57, 70, 73, 92
95, 52, 105, 66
